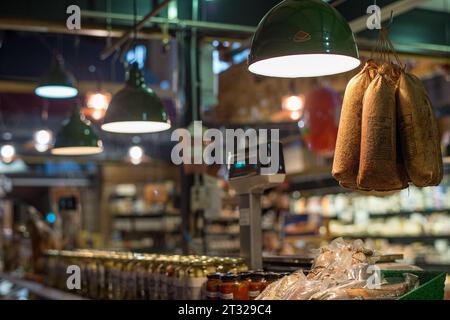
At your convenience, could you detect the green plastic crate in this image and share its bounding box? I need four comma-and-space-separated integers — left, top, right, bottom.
381, 270, 446, 300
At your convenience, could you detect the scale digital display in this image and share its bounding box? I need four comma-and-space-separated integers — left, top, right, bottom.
228, 142, 285, 180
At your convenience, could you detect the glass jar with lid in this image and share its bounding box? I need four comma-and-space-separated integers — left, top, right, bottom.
206, 273, 222, 300
113, 252, 131, 299
146, 255, 160, 300
219, 273, 239, 300
154, 255, 169, 299
173, 257, 190, 300
248, 272, 266, 300
134, 254, 154, 300
235, 257, 249, 273
234, 274, 250, 300
165, 255, 181, 300
123, 253, 142, 299
184, 259, 208, 300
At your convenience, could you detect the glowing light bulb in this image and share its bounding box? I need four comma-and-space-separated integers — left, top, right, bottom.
34, 130, 52, 145
130, 157, 142, 165
128, 146, 144, 165
283, 95, 304, 112
290, 111, 301, 120
87, 92, 111, 110
35, 144, 50, 153
92, 110, 103, 120
1, 144, 16, 163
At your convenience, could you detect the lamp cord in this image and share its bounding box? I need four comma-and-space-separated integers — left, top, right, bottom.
133, 0, 138, 61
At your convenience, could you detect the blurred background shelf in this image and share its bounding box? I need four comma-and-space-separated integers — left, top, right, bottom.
368, 209, 450, 219
336, 235, 450, 244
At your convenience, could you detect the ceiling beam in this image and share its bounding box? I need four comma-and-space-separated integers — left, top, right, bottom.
0, 80, 177, 99
81, 10, 257, 35
0, 18, 164, 40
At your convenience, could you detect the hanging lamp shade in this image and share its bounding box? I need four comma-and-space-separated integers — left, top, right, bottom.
51, 109, 103, 156
35, 55, 78, 99
248, 0, 360, 78
101, 63, 171, 134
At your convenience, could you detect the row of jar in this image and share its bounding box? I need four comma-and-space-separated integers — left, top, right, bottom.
42, 250, 251, 300
206, 272, 285, 300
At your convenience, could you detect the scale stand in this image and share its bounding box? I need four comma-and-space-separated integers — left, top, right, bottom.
228, 143, 286, 270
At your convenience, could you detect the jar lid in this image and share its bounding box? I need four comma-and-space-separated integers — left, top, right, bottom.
207, 272, 223, 280
248, 272, 264, 281
220, 273, 238, 281
264, 272, 281, 281
238, 272, 252, 280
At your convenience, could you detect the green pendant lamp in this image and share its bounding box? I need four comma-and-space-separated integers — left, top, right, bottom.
248, 0, 360, 78
35, 55, 78, 99
101, 63, 171, 134
51, 109, 103, 156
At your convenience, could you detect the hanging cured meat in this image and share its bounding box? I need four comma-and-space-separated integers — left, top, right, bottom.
303, 87, 341, 157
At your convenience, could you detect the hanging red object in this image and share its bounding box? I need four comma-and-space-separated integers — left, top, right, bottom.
302, 87, 341, 157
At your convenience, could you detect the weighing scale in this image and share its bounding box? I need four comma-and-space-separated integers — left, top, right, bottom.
228, 142, 286, 269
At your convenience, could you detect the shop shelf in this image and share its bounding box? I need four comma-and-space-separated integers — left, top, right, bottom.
204, 217, 239, 223
413, 262, 450, 274
368, 209, 450, 219
335, 234, 450, 244
204, 232, 240, 237
113, 212, 180, 219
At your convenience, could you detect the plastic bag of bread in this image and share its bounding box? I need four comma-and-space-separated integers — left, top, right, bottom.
310, 279, 366, 300
284, 279, 329, 300
357, 63, 408, 191
397, 71, 443, 187
333, 61, 377, 189
256, 271, 306, 300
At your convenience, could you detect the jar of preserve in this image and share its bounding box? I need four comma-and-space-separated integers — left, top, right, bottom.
239, 272, 252, 283
219, 273, 239, 300
234, 274, 250, 300
248, 273, 265, 300
205, 273, 222, 300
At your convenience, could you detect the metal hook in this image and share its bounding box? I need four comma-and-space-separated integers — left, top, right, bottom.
383, 10, 394, 29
